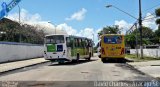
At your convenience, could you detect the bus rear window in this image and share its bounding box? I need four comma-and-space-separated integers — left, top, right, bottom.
46, 35, 64, 44
104, 36, 122, 44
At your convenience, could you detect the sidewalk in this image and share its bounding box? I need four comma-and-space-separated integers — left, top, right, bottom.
128, 60, 160, 78
0, 58, 49, 73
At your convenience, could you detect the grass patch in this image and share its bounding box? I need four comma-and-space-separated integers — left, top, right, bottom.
125, 54, 160, 62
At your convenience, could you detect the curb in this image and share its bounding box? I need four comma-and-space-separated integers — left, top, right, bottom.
126, 62, 159, 81
0, 61, 49, 76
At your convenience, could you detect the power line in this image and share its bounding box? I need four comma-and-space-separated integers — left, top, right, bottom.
127, 3, 160, 35
142, 12, 156, 20
143, 3, 160, 13
142, 16, 157, 21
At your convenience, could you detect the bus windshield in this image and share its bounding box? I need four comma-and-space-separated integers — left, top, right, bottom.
104, 36, 122, 44
45, 35, 64, 44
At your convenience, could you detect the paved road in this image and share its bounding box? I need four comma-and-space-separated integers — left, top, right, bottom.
0, 57, 154, 81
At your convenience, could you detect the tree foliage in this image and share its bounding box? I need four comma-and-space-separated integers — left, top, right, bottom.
155, 8, 160, 16
155, 28, 160, 37
156, 19, 160, 25
98, 25, 120, 36
155, 8, 160, 44
125, 34, 136, 48
125, 26, 157, 48
0, 18, 45, 44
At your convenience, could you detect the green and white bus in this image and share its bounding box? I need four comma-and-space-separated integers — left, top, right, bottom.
44, 34, 94, 63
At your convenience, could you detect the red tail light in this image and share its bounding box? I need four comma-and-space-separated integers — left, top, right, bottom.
121, 48, 124, 55
102, 48, 105, 55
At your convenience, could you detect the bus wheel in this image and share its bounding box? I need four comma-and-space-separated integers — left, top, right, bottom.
76, 53, 80, 62
87, 53, 91, 61
101, 58, 106, 63
58, 60, 65, 64
58, 62, 64, 64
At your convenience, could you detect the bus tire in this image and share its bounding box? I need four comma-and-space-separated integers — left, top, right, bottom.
87, 53, 91, 61
101, 58, 106, 63
98, 55, 101, 58
76, 53, 80, 62
58, 62, 63, 64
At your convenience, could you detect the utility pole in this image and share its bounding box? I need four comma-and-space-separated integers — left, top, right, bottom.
135, 23, 139, 58
55, 25, 56, 34
139, 0, 143, 58
18, 4, 21, 43
92, 33, 94, 42
48, 21, 56, 34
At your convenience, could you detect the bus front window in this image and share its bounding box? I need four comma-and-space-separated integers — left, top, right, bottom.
104, 36, 122, 44
46, 35, 64, 44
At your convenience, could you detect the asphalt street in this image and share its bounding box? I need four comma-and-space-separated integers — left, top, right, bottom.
0, 56, 156, 87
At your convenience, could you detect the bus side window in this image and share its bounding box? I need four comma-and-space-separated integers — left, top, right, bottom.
86, 39, 90, 47
66, 37, 71, 47
87, 40, 90, 47
89, 40, 92, 47
81, 39, 84, 47
77, 38, 79, 47
78, 38, 82, 47
70, 37, 74, 48
75, 38, 78, 47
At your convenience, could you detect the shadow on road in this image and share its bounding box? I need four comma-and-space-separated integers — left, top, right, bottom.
49, 59, 98, 66
102, 58, 134, 63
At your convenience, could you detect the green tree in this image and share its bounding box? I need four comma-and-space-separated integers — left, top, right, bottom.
98, 25, 120, 36
155, 8, 160, 44
0, 18, 45, 44
125, 34, 136, 48
155, 8, 160, 25
125, 26, 155, 48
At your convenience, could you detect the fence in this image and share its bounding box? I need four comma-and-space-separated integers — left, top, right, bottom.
130, 49, 160, 58
0, 42, 44, 63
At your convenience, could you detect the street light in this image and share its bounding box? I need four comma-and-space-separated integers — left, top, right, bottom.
18, 4, 21, 24
92, 33, 94, 42
105, 5, 138, 20
48, 21, 57, 34
18, 4, 21, 42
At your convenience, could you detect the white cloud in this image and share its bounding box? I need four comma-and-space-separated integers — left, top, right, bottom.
7, 9, 41, 24
56, 23, 77, 35
65, 8, 87, 21
6, 8, 101, 44
114, 13, 158, 34
114, 20, 132, 34
142, 13, 157, 30
7, 8, 67, 35
77, 28, 94, 38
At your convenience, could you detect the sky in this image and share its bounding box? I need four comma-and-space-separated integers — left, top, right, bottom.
0, 0, 160, 44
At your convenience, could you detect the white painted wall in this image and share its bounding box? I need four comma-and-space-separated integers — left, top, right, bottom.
130, 49, 160, 58
0, 43, 44, 63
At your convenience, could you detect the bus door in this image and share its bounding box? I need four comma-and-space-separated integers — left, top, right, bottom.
66, 37, 72, 59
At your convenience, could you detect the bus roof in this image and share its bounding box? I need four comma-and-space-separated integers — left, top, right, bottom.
45, 34, 69, 37
100, 34, 124, 37
45, 34, 93, 41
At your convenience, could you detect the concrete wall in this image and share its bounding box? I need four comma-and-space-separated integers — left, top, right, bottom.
0, 42, 44, 63
130, 49, 160, 58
